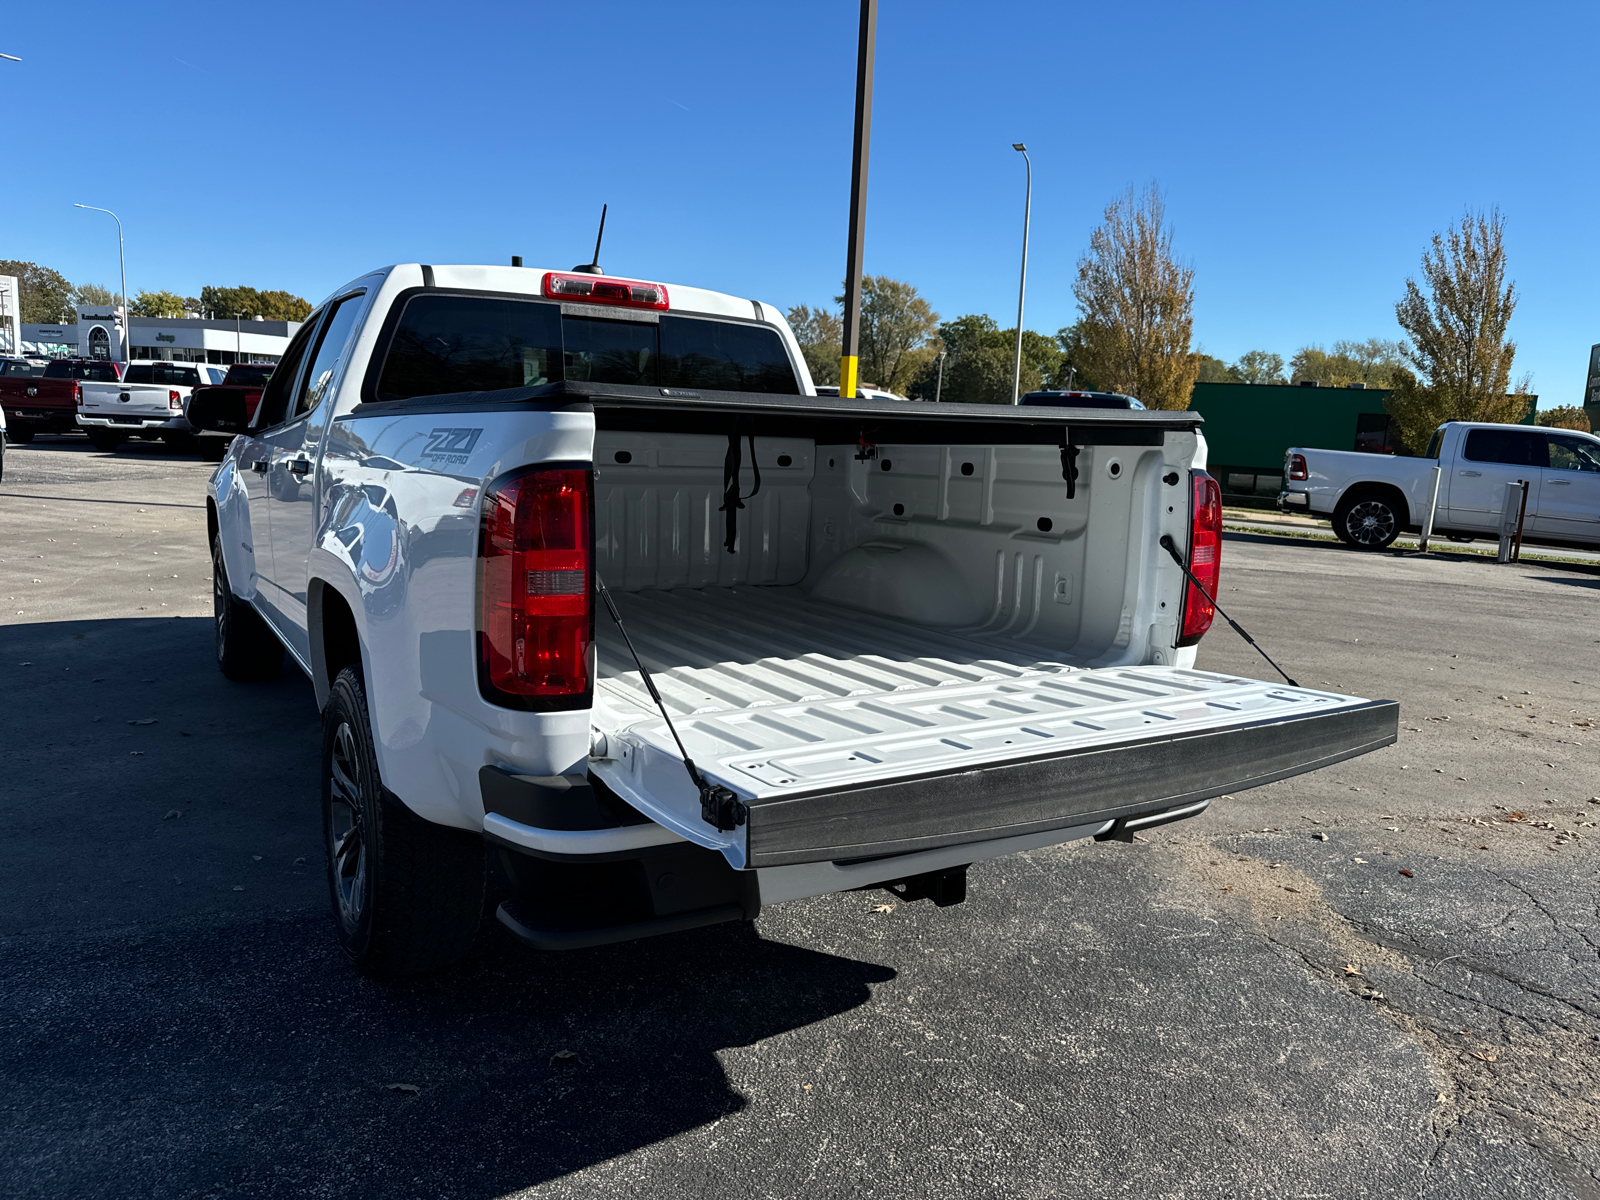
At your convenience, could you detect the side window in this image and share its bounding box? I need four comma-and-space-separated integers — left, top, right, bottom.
374, 295, 561, 401
254, 315, 321, 429
1463, 428, 1546, 467
1423, 429, 1444, 459
1547, 434, 1600, 472
292, 294, 365, 419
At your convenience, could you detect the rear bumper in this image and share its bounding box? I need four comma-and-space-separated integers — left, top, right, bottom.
1277, 489, 1310, 510
77, 413, 190, 432
742, 698, 1399, 867
4, 408, 78, 430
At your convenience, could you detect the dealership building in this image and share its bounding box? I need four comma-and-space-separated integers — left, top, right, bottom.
20, 305, 300, 365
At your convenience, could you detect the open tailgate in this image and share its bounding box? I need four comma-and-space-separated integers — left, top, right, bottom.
587, 588, 1398, 869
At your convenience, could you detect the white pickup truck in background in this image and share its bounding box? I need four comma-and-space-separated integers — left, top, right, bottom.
187, 262, 1398, 978
1280, 420, 1600, 550
77, 360, 227, 452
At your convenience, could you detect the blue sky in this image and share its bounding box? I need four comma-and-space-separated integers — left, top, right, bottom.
5, 0, 1595, 405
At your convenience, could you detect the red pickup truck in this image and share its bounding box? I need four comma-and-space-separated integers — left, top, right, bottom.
188, 363, 274, 458
0, 358, 125, 442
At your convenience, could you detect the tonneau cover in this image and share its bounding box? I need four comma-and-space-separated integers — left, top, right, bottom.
352, 379, 1206, 437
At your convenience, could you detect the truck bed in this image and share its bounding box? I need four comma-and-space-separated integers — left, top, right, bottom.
590, 586, 1396, 866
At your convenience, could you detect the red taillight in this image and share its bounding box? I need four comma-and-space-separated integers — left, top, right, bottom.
74, 382, 83, 405
478, 466, 593, 707
542, 271, 669, 310
1178, 472, 1222, 647
1287, 453, 1308, 481
168, 390, 183, 410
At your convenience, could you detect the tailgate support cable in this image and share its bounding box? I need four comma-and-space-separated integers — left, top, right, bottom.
594, 574, 749, 832
1158, 534, 1299, 688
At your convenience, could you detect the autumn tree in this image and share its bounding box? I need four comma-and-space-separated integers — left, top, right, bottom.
130, 290, 189, 318
1196, 355, 1240, 383
1385, 210, 1531, 452
1233, 350, 1286, 385
1071, 185, 1199, 409
201, 285, 312, 322
0, 260, 76, 323
785, 303, 842, 385
74, 283, 118, 307
1291, 339, 1401, 388
908, 316, 1062, 403
836, 276, 939, 395
1535, 405, 1591, 432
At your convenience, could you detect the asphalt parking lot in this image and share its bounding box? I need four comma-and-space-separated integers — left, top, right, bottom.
3, 434, 1598, 1200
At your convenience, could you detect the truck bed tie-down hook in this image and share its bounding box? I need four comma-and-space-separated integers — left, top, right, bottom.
1059, 429, 1080, 500
1158, 534, 1299, 688
594, 574, 748, 831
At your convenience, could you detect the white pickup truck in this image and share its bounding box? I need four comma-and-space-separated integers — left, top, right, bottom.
188, 263, 1398, 978
77, 360, 227, 452
1280, 421, 1600, 550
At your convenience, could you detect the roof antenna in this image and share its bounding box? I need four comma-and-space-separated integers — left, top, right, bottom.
572, 204, 607, 274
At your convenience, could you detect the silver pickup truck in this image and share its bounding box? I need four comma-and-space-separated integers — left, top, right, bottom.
187, 262, 1399, 978
77, 360, 227, 452
1280, 421, 1600, 549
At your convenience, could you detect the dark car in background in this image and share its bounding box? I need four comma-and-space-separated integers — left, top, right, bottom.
0, 358, 125, 442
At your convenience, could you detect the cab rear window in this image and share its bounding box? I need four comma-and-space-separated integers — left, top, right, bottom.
44, 361, 121, 382
372, 293, 798, 401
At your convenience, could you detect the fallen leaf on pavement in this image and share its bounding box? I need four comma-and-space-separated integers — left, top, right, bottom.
873, 904, 895, 913
1399, 869, 1414, 877
386, 1082, 420, 1093
1472, 1051, 1497, 1064
163, 810, 180, 820
1342, 964, 1363, 976
550, 1050, 581, 1067
128, 718, 158, 726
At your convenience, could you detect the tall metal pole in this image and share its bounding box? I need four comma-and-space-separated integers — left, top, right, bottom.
839, 0, 877, 400
1011, 144, 1031, 404
73, 203, 128, 363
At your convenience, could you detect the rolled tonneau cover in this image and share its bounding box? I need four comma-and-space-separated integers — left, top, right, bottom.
351, 380, 1206, 441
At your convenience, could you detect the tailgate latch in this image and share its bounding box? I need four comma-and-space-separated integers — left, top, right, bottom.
700, 781, 748, 832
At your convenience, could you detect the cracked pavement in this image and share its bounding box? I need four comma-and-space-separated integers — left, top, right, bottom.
1, 439, 1597, 1198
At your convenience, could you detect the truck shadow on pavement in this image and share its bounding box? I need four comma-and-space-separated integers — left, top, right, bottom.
0, 616, 894, 1199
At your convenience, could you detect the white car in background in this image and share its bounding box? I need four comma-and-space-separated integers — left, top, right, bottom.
1280, 420, 1600, 549
77, 360, 227, 453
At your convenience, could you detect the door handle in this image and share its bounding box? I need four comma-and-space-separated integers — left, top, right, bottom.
1458, 470, 1481, 477
1548, 479, 1570, 486
252, 460, 268, 474
288, 458, 312, 476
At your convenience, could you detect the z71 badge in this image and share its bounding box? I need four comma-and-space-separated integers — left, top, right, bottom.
421, 427, 483, 464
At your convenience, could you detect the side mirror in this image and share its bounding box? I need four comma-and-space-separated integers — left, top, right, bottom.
187, 389, 249, 434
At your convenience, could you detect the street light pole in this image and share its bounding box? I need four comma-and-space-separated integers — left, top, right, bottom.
1010, 143, 1031, 404
73, 204, 128, 363
934, 348, 947, 403
839, 0, 877, 400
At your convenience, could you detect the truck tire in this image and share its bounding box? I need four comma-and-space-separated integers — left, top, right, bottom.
322, 665, 485, 978
8, 426, 33, 445
212, 534, 284, 680
87, 430, 124, 453
1333, 490, 1402, 550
